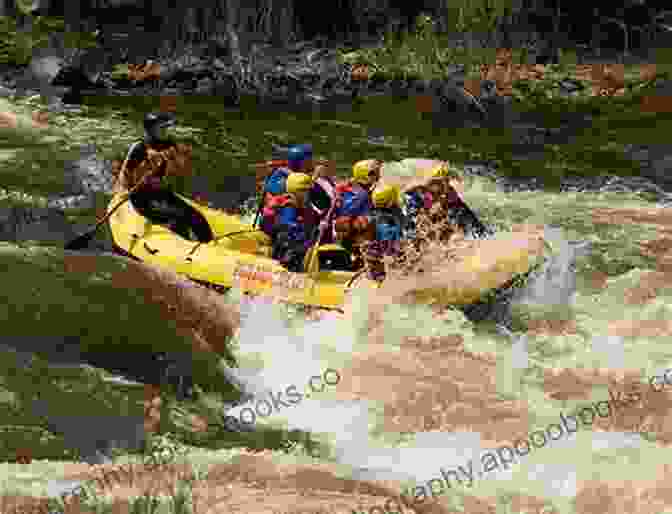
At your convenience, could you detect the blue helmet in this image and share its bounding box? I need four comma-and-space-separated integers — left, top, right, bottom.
287, 144, 313, 170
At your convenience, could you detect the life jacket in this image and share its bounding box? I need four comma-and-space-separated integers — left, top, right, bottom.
261, 177, 338, 241
370, 207, 404, 242
256, 159, 289, 195
335, 181, 372, 218
260, 193, 306, 236
117, 140, 192, 191
263, 167, 291, 196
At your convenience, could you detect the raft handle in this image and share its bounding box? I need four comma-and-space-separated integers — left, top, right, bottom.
188, 241, 205, 257
143, 242, 159, 255
216, 229, 265, 241
346, 269, 365, 288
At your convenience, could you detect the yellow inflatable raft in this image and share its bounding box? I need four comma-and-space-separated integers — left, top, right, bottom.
107, 191, 547, 310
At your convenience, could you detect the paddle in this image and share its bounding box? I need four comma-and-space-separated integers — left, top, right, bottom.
305, 180, 339, 273
65, 142, 151, 251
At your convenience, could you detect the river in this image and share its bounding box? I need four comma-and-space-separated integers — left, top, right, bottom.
1, 89, 672, 514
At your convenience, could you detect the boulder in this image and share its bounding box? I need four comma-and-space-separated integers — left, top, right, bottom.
14, 52, 67, 103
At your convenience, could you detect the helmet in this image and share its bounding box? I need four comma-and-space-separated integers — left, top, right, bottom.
424, 162, 459, 180
286, 172, 314, 194
431, 163, 449, 178
287, 144, 313, 170
352, 159, 382, 186
372, 183, 401, 209
143, 111, 176, 132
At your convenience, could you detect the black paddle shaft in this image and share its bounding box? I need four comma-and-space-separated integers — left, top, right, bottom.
65, 143, 151, 251
65, 192, 132, 250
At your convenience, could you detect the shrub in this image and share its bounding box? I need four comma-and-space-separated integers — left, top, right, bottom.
0, 15, 97, 66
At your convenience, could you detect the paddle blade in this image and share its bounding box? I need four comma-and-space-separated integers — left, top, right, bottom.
64, 229, 97, 250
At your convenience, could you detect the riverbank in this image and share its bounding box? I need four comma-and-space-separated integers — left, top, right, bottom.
4, 13, 672, 201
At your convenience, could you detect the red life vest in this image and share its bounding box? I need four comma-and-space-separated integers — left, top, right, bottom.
260, 194, 312, 237
262, 194, 300, 221
336, 180, 367, 202
335, 181, 355, 196
261, 179, 338, 240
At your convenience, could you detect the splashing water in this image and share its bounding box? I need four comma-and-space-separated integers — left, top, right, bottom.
512, 225, 591, 309
217, 222, 594, 487
217, 183, 672, 513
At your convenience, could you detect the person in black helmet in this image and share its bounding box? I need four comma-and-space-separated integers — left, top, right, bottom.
114, 111, 213, 243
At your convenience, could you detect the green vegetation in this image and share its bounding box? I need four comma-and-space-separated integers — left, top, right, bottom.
0, 13, 97, 66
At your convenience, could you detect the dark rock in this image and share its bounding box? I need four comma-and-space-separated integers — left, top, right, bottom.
62, 143, 115, 195
12, 38, 108, 105
0, 205, 77, 245
212, 75, 240, 105
50, 63, 103, 105
624, 143, 672, 191
417, 78, 490, 127
212, 58, 231, 71
0, 336, 86, 369
195, 77, 214, 94
457, 154, 672, 202
14, 53, 67, 103
28, 395, 145, 465
155, 352, 198, 401
558, 78, 584, 94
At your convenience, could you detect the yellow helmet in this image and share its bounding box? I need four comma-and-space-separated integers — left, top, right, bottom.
286, 172, 313, 194
423, 162, 449, 179
372, 183, 401, 209
424, 161, 459, 180
352, 159, 382, 185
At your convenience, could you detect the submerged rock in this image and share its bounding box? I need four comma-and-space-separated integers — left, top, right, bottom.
28, 396, 145, 465
0, 205, 77, 244
61, 143, 116, 195
624, 143, 672, 192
